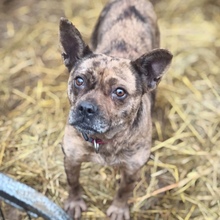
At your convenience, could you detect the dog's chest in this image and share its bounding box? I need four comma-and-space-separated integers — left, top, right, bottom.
90, 153, 120, 166
83, 143, 131, 166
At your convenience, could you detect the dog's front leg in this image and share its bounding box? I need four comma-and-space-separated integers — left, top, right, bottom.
107, 166, 139, 220
64, 157, 87, 219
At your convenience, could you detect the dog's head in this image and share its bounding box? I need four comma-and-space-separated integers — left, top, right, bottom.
59, 18, 172, 139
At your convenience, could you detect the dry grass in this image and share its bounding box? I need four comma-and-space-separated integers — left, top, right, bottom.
0, 0, 220, 219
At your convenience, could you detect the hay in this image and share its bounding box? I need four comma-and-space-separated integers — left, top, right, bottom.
0, 0, 219, 219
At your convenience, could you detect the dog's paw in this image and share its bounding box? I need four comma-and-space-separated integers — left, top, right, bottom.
64, 198, 87, 219
106, 203, 130, 220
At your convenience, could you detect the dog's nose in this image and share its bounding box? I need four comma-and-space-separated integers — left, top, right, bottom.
78, 101, 98, 116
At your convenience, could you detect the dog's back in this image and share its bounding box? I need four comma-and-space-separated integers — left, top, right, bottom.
91, 0, 160, 60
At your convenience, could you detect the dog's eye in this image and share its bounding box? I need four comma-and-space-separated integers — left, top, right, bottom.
114, 88, 127, 99
75, 77, 84, 88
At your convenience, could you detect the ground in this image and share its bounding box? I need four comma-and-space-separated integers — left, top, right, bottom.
0, 0, 220, 219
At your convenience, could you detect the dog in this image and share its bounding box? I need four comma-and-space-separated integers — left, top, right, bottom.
59, 0, 172, 219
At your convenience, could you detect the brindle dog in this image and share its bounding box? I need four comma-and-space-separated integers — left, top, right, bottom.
59, 0, 172, 219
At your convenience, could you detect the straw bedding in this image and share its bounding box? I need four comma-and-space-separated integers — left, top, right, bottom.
0, 0, 219, 219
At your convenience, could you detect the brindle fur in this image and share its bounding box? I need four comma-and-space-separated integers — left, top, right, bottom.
91, 0, 160, 59
59, 0, 172, 219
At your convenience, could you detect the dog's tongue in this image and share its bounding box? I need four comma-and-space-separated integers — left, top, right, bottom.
93, 138, 106, 145
81, 132, 106, 145
81, 132, 107, 153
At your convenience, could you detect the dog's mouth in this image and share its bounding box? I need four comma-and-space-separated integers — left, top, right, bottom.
74, 123, 99, 135
69, 115, 109, 135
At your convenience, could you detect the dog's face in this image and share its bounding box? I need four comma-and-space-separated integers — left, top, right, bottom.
59, 18, 172, 138
67, 54, 143, 136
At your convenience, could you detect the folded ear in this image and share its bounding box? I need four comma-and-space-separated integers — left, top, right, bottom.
59, 17, 92, 72
132, 49, 173, 91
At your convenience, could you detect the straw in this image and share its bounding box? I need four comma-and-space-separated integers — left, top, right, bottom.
0, 0, 219, 219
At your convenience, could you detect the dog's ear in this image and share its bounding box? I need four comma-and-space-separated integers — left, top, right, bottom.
59, 17, 92, 72
132, 49, 173, 91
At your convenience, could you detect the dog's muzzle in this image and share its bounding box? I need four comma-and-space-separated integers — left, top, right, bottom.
68, 101, 98, 126
68, 101, 109, 135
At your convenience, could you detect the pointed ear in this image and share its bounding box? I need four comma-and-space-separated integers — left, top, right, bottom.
132, 49, 173, 91
59, 17, 92, 72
